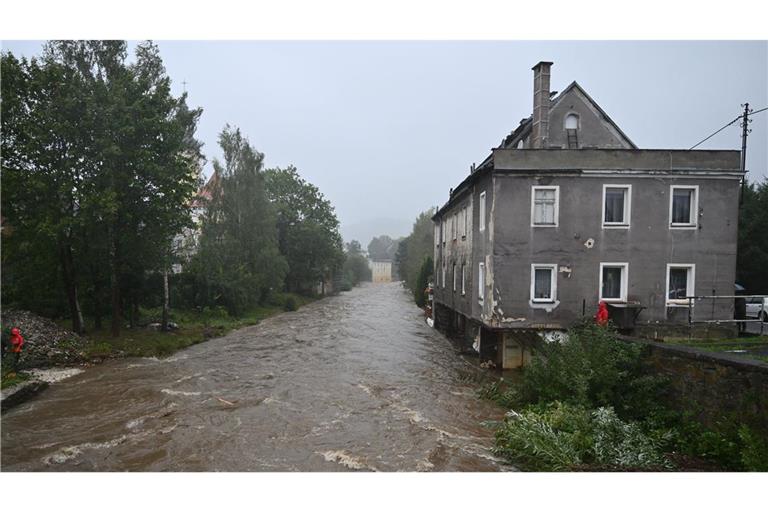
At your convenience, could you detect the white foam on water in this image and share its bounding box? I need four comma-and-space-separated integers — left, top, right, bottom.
126, 418, 144, 429
43, 435, 129, 465
161, 389, 201, 397
28, 368, 84, 384
318, 450, 376, 471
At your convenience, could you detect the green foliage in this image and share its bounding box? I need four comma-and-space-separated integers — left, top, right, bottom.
477, 378, 522, 410
367, 235, 399, 261
413, 256, 433, 308
284, 296, 298, 312
264, 166, 344, 294
190, 126, 287, 316
480, 322, 768, 471
520, 321, 666, 420
392, 209, 435, 305
341, 240, 371, 288
737, 178, 768, 293
739, 425, 768, 471
2, 41, 203, 335
493, 402, 669, 471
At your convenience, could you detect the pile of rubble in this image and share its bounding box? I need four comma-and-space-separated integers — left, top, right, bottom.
2, 309, 90, 368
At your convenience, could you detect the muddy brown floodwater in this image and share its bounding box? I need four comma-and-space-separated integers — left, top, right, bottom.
1, 283, 511, 471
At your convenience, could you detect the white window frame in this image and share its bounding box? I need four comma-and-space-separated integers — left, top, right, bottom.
478, 262, 485, 303
479, 191, 486, 233
666, 264, 696, 306
602, 184, 632, 228
452, 263, 457, 292
669, 185, 699, 229
599, 262, 629, 303
530, 185, 560, 227
530, 264, 558, 303
441, 220, 446, 245
462, 207, 467, 239
461, 263, 466, 295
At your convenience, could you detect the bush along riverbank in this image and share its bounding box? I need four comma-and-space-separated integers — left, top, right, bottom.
478, 321, 768, 471
1, 292, 315, 388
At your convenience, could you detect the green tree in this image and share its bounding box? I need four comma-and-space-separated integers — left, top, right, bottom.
191, 125, 286, 315
264, 166, 343, 294
2, 41, 203, 336
737, 178, 768, 294
393, 208, 435, 303
342, 239, 372, 287
414, 256, 434, 307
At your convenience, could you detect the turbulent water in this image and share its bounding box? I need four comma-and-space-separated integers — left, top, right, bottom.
1, 283, 510, 471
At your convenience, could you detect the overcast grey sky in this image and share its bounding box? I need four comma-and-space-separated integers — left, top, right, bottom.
3, 40, 767, 244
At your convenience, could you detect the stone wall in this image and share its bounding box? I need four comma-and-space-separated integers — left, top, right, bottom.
623, 337, 768, 433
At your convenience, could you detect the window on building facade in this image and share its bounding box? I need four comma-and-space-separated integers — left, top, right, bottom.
478, 262, 485, 303
435, 224, 440, 247
461, 263, 466, 295
452, 263, 457, 292
479, 192, 486, 232
442, 262, 446, 288
667, 264, 695, 305
530, 264, 557, 303
670, 185, 698, 228
453, 213, 457, 240
600, 263, 628, 302
441, 220, 446, 245
531, 186, 559, 226
565, 113, 579, 149
603, 185, 631, 227
462, 206, 468, 238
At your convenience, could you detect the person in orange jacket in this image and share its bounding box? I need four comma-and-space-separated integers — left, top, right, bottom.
9, 327, 24, 370
595, 301, 609, 327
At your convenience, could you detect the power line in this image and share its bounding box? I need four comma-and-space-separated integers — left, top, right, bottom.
689, 106, 767, 150
689, 116, 741, 150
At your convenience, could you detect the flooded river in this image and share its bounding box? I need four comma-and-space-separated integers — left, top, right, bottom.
1, 283, 509, 471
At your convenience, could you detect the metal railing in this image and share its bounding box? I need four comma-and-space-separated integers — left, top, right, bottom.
684, 294, 766, 337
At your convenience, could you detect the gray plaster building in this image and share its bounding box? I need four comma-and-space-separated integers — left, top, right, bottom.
432, 61, 743, 369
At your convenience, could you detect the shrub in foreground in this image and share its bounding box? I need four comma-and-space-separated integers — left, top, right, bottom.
492, 402, 670, 471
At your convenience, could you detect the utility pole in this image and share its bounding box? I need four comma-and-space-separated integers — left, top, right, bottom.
739, 103, 753, 205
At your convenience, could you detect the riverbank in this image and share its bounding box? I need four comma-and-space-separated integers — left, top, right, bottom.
2, 293, 317, 387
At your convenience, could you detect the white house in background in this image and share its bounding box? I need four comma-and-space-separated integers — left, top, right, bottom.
370, 260, 393, 283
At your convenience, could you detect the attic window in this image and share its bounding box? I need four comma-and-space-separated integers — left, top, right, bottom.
565, 114, 579, 149
516, 139, 524, 149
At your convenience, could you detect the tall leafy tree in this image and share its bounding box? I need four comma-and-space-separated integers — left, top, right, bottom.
2, 41, 203, 336
395, 208, 436, 302
342, 239, 372, 287
192, 126, 286, 315
264, 166, 343, 293
737, 178, 768, 294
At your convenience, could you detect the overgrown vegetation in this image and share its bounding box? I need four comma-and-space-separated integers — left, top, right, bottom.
2, 41, 352, 349
1, 367, 30, 390
738, 178, 768, 294
340, 240, 372, 291
394, 209, 435, 305
479, 321, 768, 471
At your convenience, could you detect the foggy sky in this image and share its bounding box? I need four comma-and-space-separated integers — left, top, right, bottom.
3, 40, 766, 245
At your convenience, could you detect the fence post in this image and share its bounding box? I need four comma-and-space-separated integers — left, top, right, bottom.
688, 295, 693, 340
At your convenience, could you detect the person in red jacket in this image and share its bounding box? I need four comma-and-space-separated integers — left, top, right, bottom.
9, 327, 24, 370
595, 301, 609, 327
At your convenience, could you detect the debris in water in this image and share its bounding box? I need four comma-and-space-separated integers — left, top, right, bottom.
217, 397, 236, 406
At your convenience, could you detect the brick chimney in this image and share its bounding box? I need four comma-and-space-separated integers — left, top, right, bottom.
531, 61, 553, 149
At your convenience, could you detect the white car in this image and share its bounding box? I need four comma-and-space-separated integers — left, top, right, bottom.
745, 296, 768, 322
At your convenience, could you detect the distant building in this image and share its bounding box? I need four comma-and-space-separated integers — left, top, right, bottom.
432, 61, 743, 369
371, 260, 393, 283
